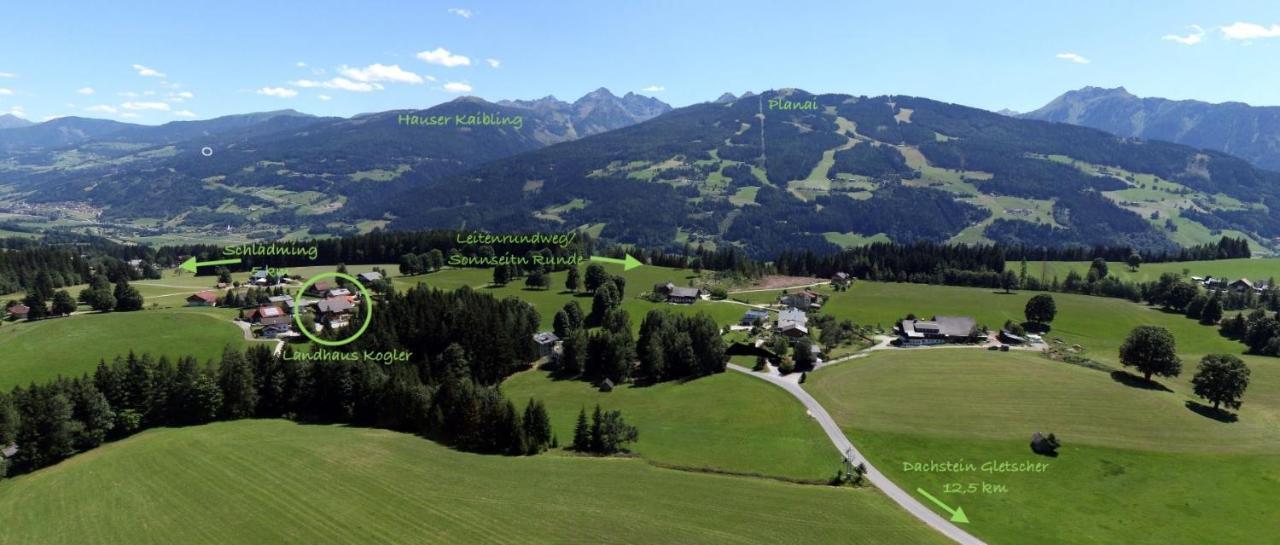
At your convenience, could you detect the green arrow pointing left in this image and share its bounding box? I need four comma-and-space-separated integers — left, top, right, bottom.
916, 488, 970, 524
589, 253, 643, 271
179, 256, 242, 273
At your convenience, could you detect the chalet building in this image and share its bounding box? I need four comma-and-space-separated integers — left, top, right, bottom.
777, 308, 809, 339
741, 309, 769, 326
356, 271, 383, 284
7, 304, 30, 319
668, 286, 702, 304
533, 331, 560, 357
249, 305, 291, 327
1230, 278, 1256, 292
780, 290, 823, 310
268, 294, 296, 312
186, 291, 218, 307
998, 329, 1027, 345
898, 316, 983, 346
305, 281, 335, 298
315, 298, 355, 327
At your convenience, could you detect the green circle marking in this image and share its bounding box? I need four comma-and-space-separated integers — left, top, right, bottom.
292, 272, 374, 347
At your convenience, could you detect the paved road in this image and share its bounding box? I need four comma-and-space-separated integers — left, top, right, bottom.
727, 363, 988, 545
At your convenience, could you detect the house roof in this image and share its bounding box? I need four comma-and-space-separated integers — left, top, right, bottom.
259, 315, 292, 326
533, 331, 560, 344
188, 291, 218, 303
778, 308, 807, 326
357, 271, 383, 281
743, 309, 769, 319
8, 304, 29, 315
327, 288, 352, 297
902, 316, 976, 338
670, 287, 701, 298
1, 443, 16, 458
310, 280, 334, 292
256, 305, 285, 318
316, 298, 354, 314
251, 269, 270, 279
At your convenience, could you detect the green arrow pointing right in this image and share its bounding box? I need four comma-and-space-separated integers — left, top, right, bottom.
916, 488, 970, 524
588, 253, 643, 271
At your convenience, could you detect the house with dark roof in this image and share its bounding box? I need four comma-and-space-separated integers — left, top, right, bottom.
780, 290, 823, 310
305, 281, 335, 298
356, 271, 383, 284
314, 297, 355, 327
741, 309, 769, 326
249, 305, 291, 326
186, 291, 218, 307
267, 294, 296, 311
898, 316, 983, 345
668, 286, 701, 304
598, 378, 615, 392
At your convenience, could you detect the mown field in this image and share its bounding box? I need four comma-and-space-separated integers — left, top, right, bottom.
503, 369, 835, 481
0, 307, 251, 389
805, 349, 1280, 545
1027, 258, 1279, 285
0, 420, 951, 545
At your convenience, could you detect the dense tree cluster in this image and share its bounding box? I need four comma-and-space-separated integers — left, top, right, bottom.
635, 311, 727, 383
570, 405, 638, 455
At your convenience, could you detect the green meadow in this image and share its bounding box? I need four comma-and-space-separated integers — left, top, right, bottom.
1026, 258, 1278, 285
0, 306, 251, 389
502, 369, 836, 481
0, 420, 951, 545
806, 350, 1280, 545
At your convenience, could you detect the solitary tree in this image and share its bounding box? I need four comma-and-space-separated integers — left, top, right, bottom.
1119, 325, 1181, 382
565, 267, 581, 293
1200, 295, 1224, 325
492, 264, 511, 286
1024, 294, 1057, 327
1088, 258, 1109, 280
1191, 354, 1251, 412
1125, 253, 1142, 272
50, 290, 77, 316
1000, 270, 1019, 293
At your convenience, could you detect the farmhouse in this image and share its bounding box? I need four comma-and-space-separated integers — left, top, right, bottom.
305, 281, 335, 298
1229, 278, 1256, 292
777, 308, 809, 338
356, 271, 383, 284
533, 331, 560, 357
668, 286, 702, 304
7, 304, 30, 319
315, 298, 355, 327
780, 290, 823, 310
268, 294, 296, 312
832, 272, 852, 286
741, 309, 769, 326
249, 305, 291, 326
186, 291, 218, 307
898, 316, 983, 346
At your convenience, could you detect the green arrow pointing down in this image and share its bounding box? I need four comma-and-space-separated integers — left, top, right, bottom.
589, 254, 643, 271
179, 257, 242, 273
916, 488, 970, 524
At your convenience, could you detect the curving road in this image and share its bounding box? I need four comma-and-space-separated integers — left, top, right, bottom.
727, 363, 988, 545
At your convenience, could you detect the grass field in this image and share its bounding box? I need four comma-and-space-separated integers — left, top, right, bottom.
806, 350, 1280, 545
1027, 258, 1279, 285
0, 420, 951, 545
503, 369, 836, 481
0, 307, 251, 389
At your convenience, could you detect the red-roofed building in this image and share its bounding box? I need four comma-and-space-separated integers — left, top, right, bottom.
186, 291, 218, 307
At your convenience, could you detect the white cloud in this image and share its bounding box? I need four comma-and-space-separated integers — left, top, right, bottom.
85, 104, 119, 114
1162, 25, 1205, 45
118, 91, 140, 98
641, 85, 665, 92
486, 58, 501, 68
290, 77, 382, 92
339, 63, 425, 84
8, 106, 25, 117
1220, 21, 1280, 40
443, 81, 473, 93
0, 72, 14, 78
447, 7, 472, 18
1055, 52, 1091, 64
41, 114, 67, 122
173, 110, 197, 118
257, 87, 299, 98
318, 94, 332, 101
76, 87, 95, 95
121, 101, 171, 111
132, 64, 166, 77
417, 47, 471, 67
296, 61, 308, 68
0, 88, 13, 96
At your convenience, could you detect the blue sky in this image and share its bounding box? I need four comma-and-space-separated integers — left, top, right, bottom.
2, 0, 1278, 124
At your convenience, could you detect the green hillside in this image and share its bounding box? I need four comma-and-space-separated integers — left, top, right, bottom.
806, 350, 1280, 545
0, 420, 950, 545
